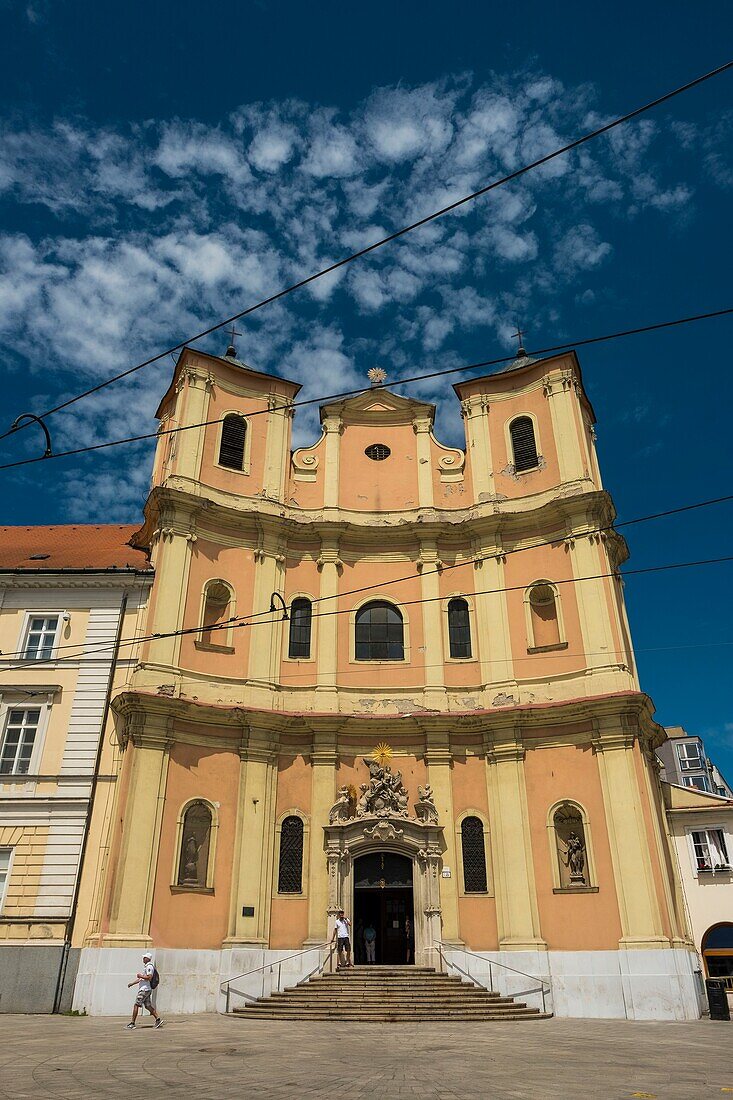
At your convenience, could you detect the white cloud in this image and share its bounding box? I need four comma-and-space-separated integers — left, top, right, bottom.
0, 67, 706, 518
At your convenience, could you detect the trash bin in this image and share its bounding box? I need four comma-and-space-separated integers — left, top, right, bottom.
706, 978, 731, 1021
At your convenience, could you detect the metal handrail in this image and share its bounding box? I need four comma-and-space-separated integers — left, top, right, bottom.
434, 940, 551, 1014
221, 942, 335, 1012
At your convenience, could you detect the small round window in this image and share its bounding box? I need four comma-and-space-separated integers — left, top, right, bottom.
365, 444, 391, 461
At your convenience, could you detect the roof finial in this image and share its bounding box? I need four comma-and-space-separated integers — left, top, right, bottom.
224, 323, 241, 359
367, 366, 387, 387
509, 322, 537, 369
512, 323, 527, 358
365, 365, 387, 387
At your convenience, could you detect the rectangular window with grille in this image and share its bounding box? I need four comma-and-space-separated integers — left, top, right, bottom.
23, 616, 59, 660
0, 708, 40, 775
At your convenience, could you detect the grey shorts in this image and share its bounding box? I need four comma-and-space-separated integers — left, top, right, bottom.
135, 989, 153, 1009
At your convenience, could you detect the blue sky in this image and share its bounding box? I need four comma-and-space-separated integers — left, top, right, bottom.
0, 1, 731, 771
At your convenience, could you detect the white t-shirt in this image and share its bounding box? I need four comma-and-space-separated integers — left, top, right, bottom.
335, 918, 350, 939
138, 962, 155, 992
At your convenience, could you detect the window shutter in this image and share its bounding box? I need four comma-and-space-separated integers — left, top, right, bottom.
510, 417, 539, 472
218, 414, 246, 470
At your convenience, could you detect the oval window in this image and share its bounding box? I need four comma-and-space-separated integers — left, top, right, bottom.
365, 444, 391, 461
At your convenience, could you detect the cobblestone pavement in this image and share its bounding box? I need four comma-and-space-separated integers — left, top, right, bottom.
2, 1014, 732, 1099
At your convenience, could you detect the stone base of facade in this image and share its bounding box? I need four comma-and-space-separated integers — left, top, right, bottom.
442, 946, 705, 1020
0, 944, 80, 1013
73, 945, 704, 1020
72, 945, 329, 1017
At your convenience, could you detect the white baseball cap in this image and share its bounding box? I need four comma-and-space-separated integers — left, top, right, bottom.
142, 953, 152, 961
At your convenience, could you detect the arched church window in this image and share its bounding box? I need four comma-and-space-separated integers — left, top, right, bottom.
553, 802, 589, 888
448, 598, 472, 658
510, 416, 538, 472
355, 601, 404, 661
278, 815, 304, 893
218, 413, 247, 470
461, 816, 488, 893
288, 598, 312, 659
529, 583, 561, 648
177, 801, 212, 888
201, 580, 232, 646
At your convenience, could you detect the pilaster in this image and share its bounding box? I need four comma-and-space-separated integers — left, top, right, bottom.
248, 532, 286, 686
565, 520, 620, 675
413, 416, 435, 509
460, 395, 493, 500
262, 394, 293, 501
305, 731, 339, 945
225, 728, 279, 946
424, 734, 462, 945
147, 524, 197, 668
592, 718, 669, 950
484, 727, 546, 951
472, 541, 515, 690
542, 368, 585, 484
103, 709, 172, 947
322, 415, 343, 511
315, 540, 342, 709
174, 365, 215, 481
417, 541, 446, 706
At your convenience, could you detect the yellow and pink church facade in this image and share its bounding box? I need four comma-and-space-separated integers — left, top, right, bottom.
72, 340, 702, 1019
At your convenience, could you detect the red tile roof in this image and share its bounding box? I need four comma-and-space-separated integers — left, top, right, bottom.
0, 525, 151, 571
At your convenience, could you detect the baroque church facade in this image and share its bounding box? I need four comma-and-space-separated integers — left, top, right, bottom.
73, 341, 702, 1019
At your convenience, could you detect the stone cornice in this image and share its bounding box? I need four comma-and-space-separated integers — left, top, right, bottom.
136, 479, 626, 562
111, 687, 663, 747
0, 572, 153, 590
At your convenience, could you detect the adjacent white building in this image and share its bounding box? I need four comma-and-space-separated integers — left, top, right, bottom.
0, 525, 152, 1012
664, 781, 733, 1007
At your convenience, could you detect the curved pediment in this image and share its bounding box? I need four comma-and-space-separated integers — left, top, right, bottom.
320, 387, 435, 426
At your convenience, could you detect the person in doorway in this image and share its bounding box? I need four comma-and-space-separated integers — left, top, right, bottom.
126, 953, 162, 1029
405, 917, 413, 964
332, 909, 352, 968
364, 920, 377, 964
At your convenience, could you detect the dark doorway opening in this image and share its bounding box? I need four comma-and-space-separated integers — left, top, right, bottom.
353, 852, 414, 965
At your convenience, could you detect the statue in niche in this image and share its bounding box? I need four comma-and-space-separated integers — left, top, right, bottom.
182, 834, 200, 883
562, 831, 587, 884
329, 786, 352, 824
415, 784, 439, 825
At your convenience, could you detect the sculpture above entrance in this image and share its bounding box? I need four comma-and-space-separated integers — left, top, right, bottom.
328, 747, 439, 825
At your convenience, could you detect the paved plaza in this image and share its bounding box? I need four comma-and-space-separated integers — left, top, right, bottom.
1, 1014, 732, 1099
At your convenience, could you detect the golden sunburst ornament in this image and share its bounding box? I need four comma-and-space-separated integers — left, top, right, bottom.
367, 366, 387, 385
371, 742, 393, 768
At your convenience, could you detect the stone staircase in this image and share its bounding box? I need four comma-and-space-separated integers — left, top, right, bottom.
234, 965, 551, 1021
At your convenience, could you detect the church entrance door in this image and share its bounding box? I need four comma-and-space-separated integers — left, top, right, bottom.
353, 852, 414, 965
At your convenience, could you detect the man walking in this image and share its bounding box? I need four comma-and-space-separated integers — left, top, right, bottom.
126, 952, 162, 1029
331, 909, 352, 969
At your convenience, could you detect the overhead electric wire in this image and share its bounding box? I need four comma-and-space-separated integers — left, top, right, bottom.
1, 489, 731, 664
1, 305, 732, 473
2, 552, 732, 676
2, 59, 731, 441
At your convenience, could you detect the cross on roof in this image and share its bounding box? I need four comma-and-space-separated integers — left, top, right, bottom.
511, 324, 527, 355
224, 323, 241, 356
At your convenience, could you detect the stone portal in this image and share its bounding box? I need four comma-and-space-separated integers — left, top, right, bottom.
323, 751, 444, 968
